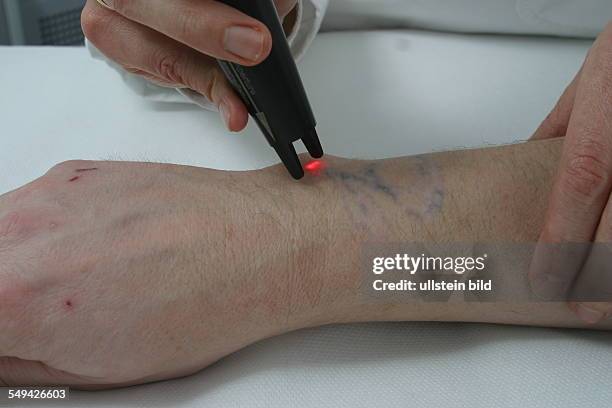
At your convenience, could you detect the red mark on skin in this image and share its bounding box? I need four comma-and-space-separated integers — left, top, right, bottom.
305, 160, 326, 175
70, 168, 97, 182
64, 300, 74, 310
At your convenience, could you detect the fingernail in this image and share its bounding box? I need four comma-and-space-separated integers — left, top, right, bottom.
575, 304, 605, 324
224, 26, 265, 62
97, 0, 114, 9
219, 102, 232, 130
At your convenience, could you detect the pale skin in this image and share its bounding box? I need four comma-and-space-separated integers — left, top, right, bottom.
530, 22, 612, 321
0, 137, 610, 389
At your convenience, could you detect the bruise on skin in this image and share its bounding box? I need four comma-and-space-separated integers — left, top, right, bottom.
325, 157, 445, 221
426, 188, 445, 215
404, 156, 446, 219
324, 163, 398, 201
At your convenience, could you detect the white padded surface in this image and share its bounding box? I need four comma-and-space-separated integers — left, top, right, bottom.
324, 0, 611, 38
1, 31, 611, 407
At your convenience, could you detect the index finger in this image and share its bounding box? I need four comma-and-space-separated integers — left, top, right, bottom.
530, 23, 612, 298
101, 0, 273, 65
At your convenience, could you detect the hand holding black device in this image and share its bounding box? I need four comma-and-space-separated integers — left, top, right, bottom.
217, 0, 323, 179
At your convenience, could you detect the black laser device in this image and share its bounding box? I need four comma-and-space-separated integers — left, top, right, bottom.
217, 0, 323, 179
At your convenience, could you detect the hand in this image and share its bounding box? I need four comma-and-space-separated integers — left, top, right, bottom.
81, 0, 298, 132
0, 160, 319, 388
529, 22, 612, 324
2, 142, 610, 388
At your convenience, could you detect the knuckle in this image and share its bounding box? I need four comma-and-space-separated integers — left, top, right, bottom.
563, 140, 611, 201
176, 10, 206, 43
111, 0, 127, 13
123, 66, 144, 75
154, 53, 187, 85
202, 68, 224, 103
81, 4, 111, 45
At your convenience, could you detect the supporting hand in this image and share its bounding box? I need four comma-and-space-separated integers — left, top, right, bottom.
529, 22, 612, 323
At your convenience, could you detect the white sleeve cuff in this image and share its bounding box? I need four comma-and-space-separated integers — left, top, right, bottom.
87, 0, 328, 111
288, 0, 329, 62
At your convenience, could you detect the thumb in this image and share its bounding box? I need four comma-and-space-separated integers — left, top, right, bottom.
530, 69, 582, 140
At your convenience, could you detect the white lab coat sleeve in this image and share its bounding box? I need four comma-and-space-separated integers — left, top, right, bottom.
86, 0, 329, 110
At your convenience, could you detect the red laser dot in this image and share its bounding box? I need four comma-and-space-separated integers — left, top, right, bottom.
305, 160, 325, 174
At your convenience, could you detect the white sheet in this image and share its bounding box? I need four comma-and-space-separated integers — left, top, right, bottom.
1, 31, 611, 407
